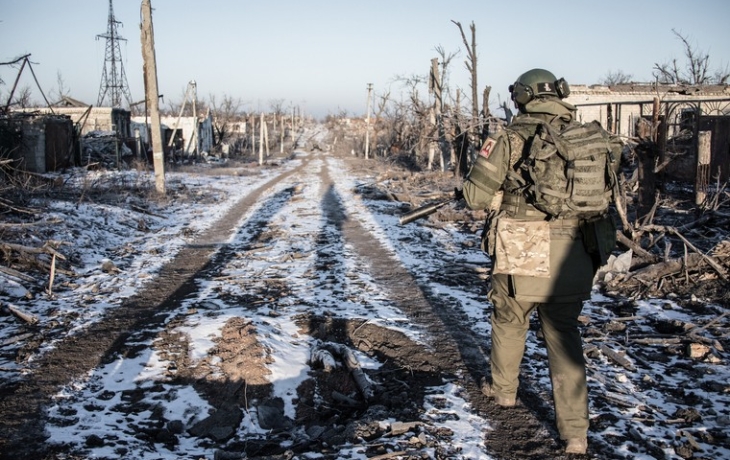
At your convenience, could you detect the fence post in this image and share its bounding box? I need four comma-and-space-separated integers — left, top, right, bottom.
695, 130, 711, 207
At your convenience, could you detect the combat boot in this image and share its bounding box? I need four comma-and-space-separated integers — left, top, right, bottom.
480, 380, 516, 407
565, 437, 587, 454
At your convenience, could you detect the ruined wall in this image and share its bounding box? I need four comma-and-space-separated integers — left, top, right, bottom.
565, 85, 730, 182
131, 114, 214, 156
566, 84, 730, 137
2, 114, 74, 173
16, 107, 131, 137
19, 117, 45, 173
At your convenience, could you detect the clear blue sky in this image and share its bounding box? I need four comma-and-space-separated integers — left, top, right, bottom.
1, 0, 729, 119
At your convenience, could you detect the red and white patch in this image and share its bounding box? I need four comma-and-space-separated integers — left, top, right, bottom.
479, 138, 496, 159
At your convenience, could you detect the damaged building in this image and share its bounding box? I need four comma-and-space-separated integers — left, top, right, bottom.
0, 112, 76, 173
8, 100, 136, 171
566, 84, 730, 181
131, 112, 214, 161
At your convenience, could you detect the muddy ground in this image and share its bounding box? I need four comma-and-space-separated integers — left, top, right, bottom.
0, 146, 728, 460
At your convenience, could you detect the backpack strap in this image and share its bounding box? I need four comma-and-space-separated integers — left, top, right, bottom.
503, 120, 539, 191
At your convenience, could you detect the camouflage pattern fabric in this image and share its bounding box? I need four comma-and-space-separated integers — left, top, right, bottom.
493, 218, 550, 277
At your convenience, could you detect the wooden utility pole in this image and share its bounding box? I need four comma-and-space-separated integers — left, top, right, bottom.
263, 114, 270, 156
280, 114, 284, 154
258, 112, 265, 165
140, 0, 165, 194
365, 83, 373, 159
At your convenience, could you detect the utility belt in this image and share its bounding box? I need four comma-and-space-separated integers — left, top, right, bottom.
499, 193, 547, 219
500, 193, 581, 227
483, 193, 616, 273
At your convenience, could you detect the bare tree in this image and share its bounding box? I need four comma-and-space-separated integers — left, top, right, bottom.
51, 71, 71, 104
387, 73, 434, 164
602, 69, 633, 85
209, 93, 243, 148
653, 29, 730, 85
451, 20, 478, 127
713, 69, 730, 85
451, 20, 482, 178
13, 85, 33, 108
269, 99, 285, 117
433, 45, 457, 102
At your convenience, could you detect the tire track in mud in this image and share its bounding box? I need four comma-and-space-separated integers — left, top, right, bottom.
326, 160, 569, 459
193, 157, 462, 458
0, 157, 313, 459
192, 156, 494, 459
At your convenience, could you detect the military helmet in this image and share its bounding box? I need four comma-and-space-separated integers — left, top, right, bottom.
509, 68, 570, 105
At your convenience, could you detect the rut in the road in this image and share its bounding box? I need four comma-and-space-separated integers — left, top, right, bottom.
326, 159, 567, 459
0, 158, 311, 459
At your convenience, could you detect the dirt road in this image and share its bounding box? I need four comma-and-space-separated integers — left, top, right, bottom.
1, 151, 616, 459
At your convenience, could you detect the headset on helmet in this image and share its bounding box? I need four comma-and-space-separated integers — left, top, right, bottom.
509, 68, 570, 105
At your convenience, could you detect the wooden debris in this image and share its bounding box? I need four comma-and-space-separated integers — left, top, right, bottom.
0, 265, 38, 283
389, 421, 421, 436
47, 253, 56, 295
0, 332, 35, 347
632, 337, 682, 346
686, 343, 711, 359
368, 450, 408, 460
0, 241, 67, 261
319, 341, 375, 401
3, 303, 39, 325
600, 344, 636, 371
688, 311, 729, 340
626, 253, 703, 286
601, 390, 637, 408
129, 204, 165, 218
0, 240, 76, 279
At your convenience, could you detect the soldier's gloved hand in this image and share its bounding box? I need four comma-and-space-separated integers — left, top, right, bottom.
454, 188, 464, 201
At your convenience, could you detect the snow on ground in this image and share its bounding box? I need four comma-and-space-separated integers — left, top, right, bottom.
1, 153, 490, 459
1, 142, 729, 459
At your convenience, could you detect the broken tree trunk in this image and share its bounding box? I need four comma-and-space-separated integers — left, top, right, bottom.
627, 253, 703, 285
695, 131, 712, 208
3, 303, 38, 325
642, 225, 729, 281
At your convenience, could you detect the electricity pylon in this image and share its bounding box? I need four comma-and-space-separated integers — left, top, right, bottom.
96, 0, 133, 108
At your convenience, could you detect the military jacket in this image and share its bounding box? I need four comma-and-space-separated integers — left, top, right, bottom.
463, 98, 577, 215
464, 97, 599, 302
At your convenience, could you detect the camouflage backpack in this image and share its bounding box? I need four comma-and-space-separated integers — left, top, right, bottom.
509, 118, 622, 219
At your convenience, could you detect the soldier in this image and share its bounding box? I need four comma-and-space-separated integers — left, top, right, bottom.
462, 68, 622, 455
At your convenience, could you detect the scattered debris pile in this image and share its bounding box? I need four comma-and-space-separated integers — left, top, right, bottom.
365, 162, 730, 309
81, 130, 135, 168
